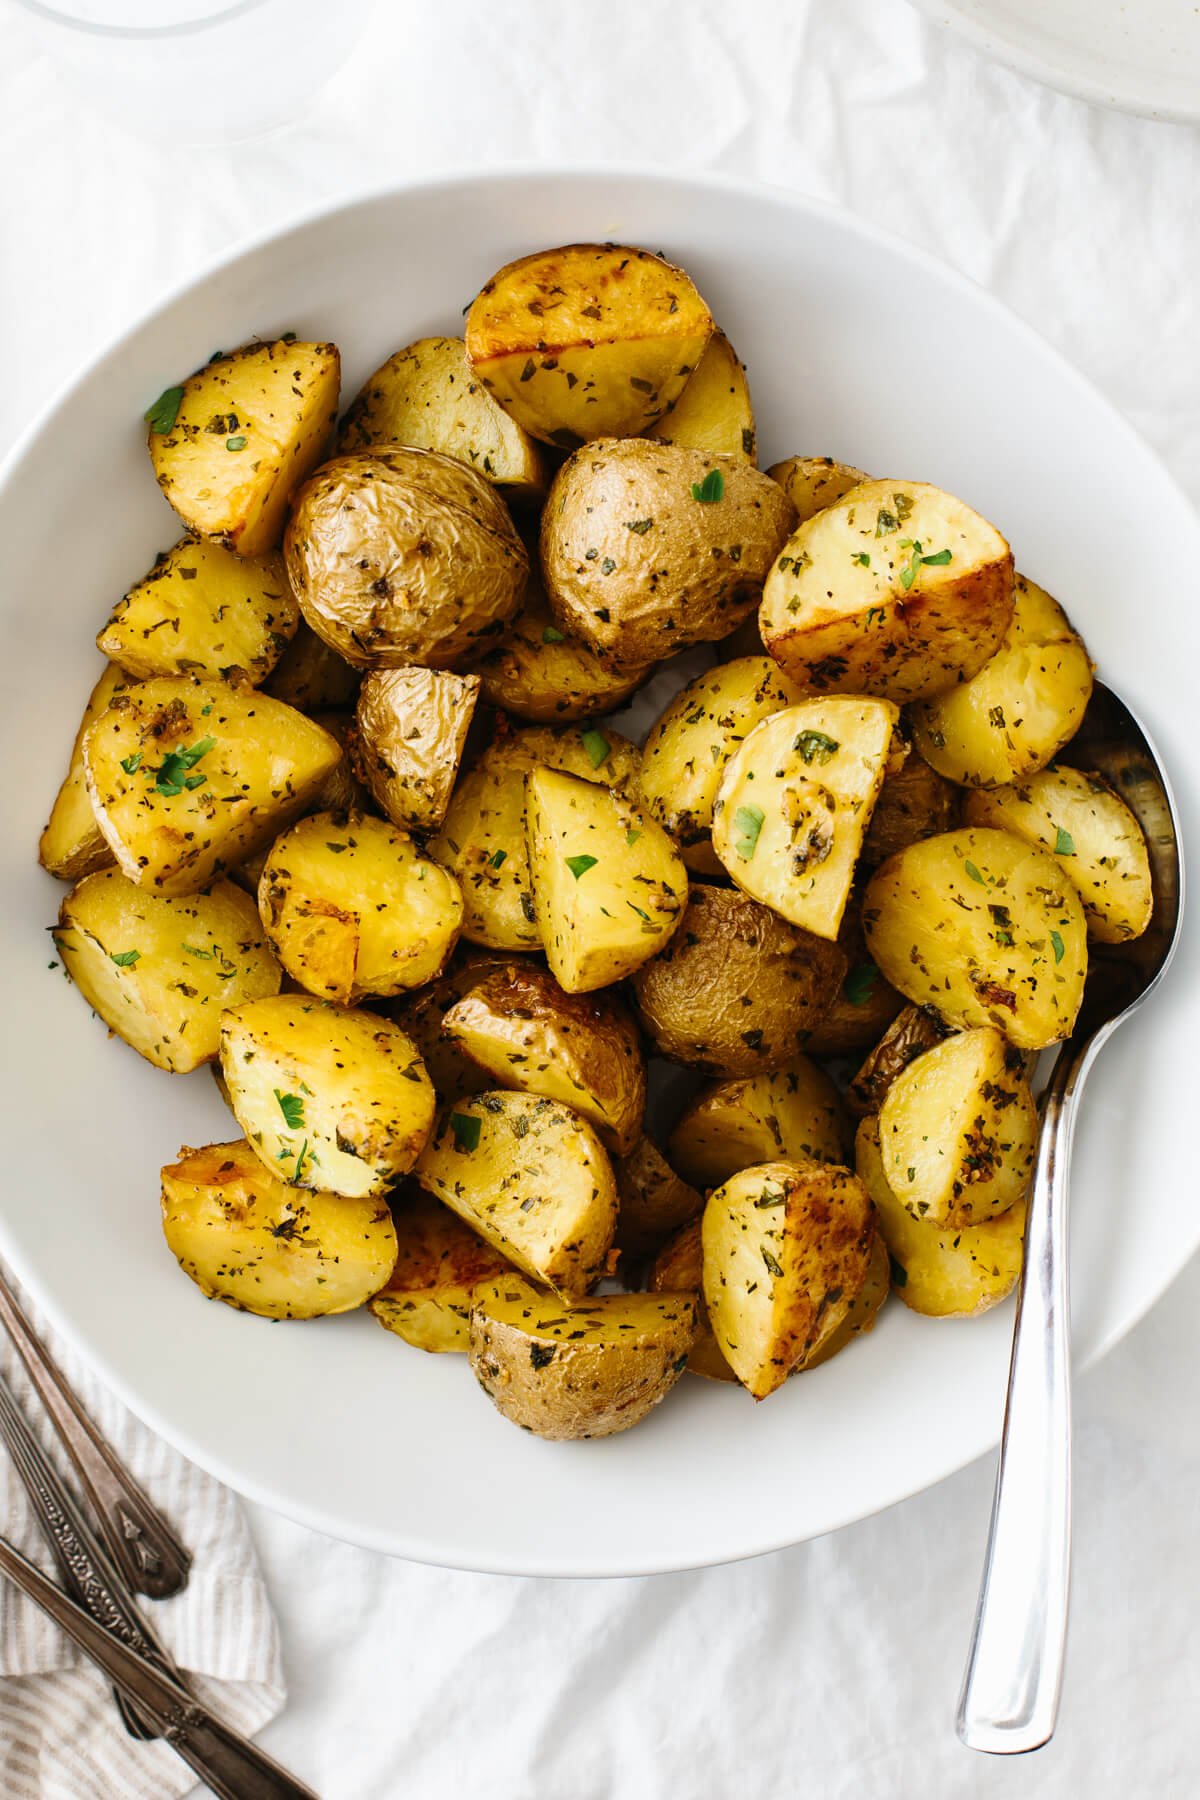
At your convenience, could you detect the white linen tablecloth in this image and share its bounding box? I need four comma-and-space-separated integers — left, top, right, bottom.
2, 1, 1198, 1795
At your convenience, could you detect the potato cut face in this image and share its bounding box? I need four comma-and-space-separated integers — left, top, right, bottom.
465, 242, 713, 447
911, 574, 1094, 786
712, 698, 898, 940
650, 1218, 735, 1381
469, 1276, 698, 1439
161, 1139, 396, 1320
646, 331, 756, 462
471, 579, 652, 723
668, 1059, 849, 1191
856, 1118, 1025, 1317
766, 456, 869, 523
525, 767, 687, 992
263, 619, 361, 713
429, 723, 641, 951
97, 537, 298, 685
846, 1004, 949, 1117
861, 747, 960, 865
55, 870, 279, 1073
414, 1091, 618, 1298
878, 1027, 1036, 1227
702, 1160, 874, 1399
39, 663, 130, 880
258, 811, 463, 1004
963, 764, 1152, 944
760, 479, 1014, 702
798, 894, 905, 1055
799, 1229, 889, 1370
370, 1189, 514, 1353
84, 676, 342, 896
353, 666, 480, 833
443, 963, 645, 1155
337, 334, 550, 500
615, 1137, 704, 1259
147, 339, 340, 557
384, 950, 513, 1100
219, 994, 435, 1200
863, 827, 1088, 1050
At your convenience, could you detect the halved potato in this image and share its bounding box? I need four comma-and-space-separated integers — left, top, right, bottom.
846, 1004, 949, 1117
861, 745, 960, 865
862, 827, 1088, 1049
465, 242, 713, 447
646, 331, 756, 461
856, 1117, 1025, 1317
147, 338, 340, 557
615, 1137, 705, 1259
471, 578, 653, 723
369, 1189, 514, 1353
800, 1229, 890, 1370
83, 676, 342, 896
161, 1138, 397, 1319
766, 456, 869, 522
226, 708, 372, 900
650, 1218, 734, 1381
39, 663, 130, 880
469, 1277, 697, 1439
963, 764, 1153, 943
667, 1059, 849, 1190
702, 1160, 874, 1398
384, 949, 513, 1100
97, 537, 298, 685
760, 479, 1014, 701
263, 619, 361, 713
258, 811, 463, 1003
525, 767, 687, 991
352, 666, 481, 833
413, 1091, 618, 1298
54, 868, 280, 1072
711, 697, 898, 939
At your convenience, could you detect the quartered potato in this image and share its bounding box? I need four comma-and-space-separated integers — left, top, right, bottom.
55, 869, 280, 1072
352, 666, 481, 833
471, 577, 653, 723
414, 1091, 619, 1299
97, 537, 298, 685
469, 1277, 698, 1439
337, 334, 550, 502
615, 1137, 705, 1259
442, 962, 645, 1155
860, 744, 960, 865
370, 1189, 514, 1353
856, 1118, 1025, 1318
646, 330, 756, 461
384, 949, 513, 1101
264, 619, 361, 713
798, 893, 906, 1055
258, 811, 463, 1003
711, 697, 898, 940
963, 764, 1153, 943
863, 827, 1088, 1050
911, 574, 1094, 787
631, 883, 846, 1076
667, 1059, 849, 1190
146, 338, 340, 557
465, 242, 714, 447
225, 707, 369, 901
83, 677, 342, 897
39, 663, 131, 880
160, 1139, 397, 1320
800, 1230, 890, 1370
701, 1160, 874, 1398
760, 479, 1014, 702
766, 456, 869, 523
846, 1004, 949, 1117
219, 994, 435, 1199
525, 767, 687, 991
650, 1218, 734, 1381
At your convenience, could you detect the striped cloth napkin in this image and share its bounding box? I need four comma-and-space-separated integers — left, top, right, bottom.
0, 1269, 285, 1800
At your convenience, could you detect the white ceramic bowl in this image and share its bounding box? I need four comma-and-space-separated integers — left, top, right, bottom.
0, 170, 1195, 1576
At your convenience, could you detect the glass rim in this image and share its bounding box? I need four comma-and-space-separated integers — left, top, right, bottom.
11, 0, 269, 39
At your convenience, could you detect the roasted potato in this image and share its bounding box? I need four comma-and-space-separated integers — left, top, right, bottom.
667, 1059, 849, 1190
414, 1091, 618, 1299
766, 456, 869, 522
54, 869, 279, 1072
97, 537, 298, 685
370, 1189, 514, 1353
860, 744, 960, 865
160, 1139, 397, 1319
525, 767, 687, 991
646, 330, 756, 461
469, 1277, 698, 1439
470, 577, 652, 722
219, 994, 435, 1198
760, 479, 1014, 701
383, 948, 513, 1101
352, 666, 481, 833
711, 697, 898, 939
225, 706, 369, 901
649, 1218, 734, 1381
701, 1160, 874, 1398
963, 765, 1153, 943
800, 1229, 890, 1370
284, 448, 528, 669
863, 827, 1088, 1050
845, 1004, 949, 1117
442, 962, 645, 1155
797, 893, 906, 1056
337, 335, 549, 502
258, 811, 462, 1003
856, 1118, 1025, 1317
540, 440, 797, 668
464, 243, 713, 447
631, 884, 845, 1076
146, 339, 339, 557
263, 619, 361, 713
39, 663, 130, 880
637, 657, 806, 873
911, 574, 1094, 786
615, 1137, 705, 1259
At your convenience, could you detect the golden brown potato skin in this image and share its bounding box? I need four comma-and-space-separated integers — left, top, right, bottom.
615, 1137, 705, 1259
632, 883, 846, 1077
39, 663, 129, 880
845, 1005, 948, 1117
470, 577, 652, 723
540, 440, 797, 669
352, 666, 480, 833
284, 448, 528, 669
263, 619, 361, 712
384, 949, 516, 1100
766, 456, 868, 522
645, 331, 756, 462
370, 1188, 514, 1353
861, 748, 961, 865
798, 894, 905, 1056
650, 1217, 735, 1381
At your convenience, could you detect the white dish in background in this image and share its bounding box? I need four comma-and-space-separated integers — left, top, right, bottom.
909, 0, 1200, 124
0, 169, 1195, 1577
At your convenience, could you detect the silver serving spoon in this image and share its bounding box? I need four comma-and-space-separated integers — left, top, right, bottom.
958, 680, 1184, 1753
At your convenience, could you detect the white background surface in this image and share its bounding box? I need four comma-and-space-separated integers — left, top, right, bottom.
2, 1, 1198, 1795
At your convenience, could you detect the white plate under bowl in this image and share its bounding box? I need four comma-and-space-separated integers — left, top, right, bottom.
0, 170, 1195, 1577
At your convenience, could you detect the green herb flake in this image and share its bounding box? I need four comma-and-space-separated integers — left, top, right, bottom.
844, 962, 878, 1006
541, 625, 566, 644
109, 949, 141, 967
625, 828, 642, 847
154, 735, 216, 796
144, 386, 184, 435
226, 435, 248, 452
181, 942, 214, 959
275, 1090, 305, 1130
853, 552, 871, 567
449, 1112, 482, 1153
1049, 929, 1066, 964
875, 507, 899, 537
488, 849, 507, 869
794, 730, 839, 765
565, 854, 598, 880
690, 468, 725, 504
580, 727, 610, 769
119, 752, 142, 775
625, 518, 654, 535
889, 1253, 908, 1289
732, 803, 765, 861
761, 1247, 784, 1278
964, 860, 986, 885
1054, 827, 1076, 857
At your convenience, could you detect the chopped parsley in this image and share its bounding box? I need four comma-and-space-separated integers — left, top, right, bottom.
690, 469, 725, 504
794, 730, 839, 765
119, 752, 142, 775
853, 552, 871, 567
898, 541, 953, 592
844, 962, 878, 1006
449, 1112, 481, 1153
109, 949, 141, 967
731, 803, 765, 860
144, 386, 184, 435
488, 849, 507, 869
1049, 930, 1066, 964
1054, 827, 1076, 856
226, 435, 247, 452
964, 860, 986, 885
761, 1247, 784, 1278
154, 736, 216, 796
541, 625, 566, 644
565, 854, 598, 879
580, 727, 610, 769
275, 1090, 305, 1130
181, 942, 214, 959
625, 828, 642, 847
